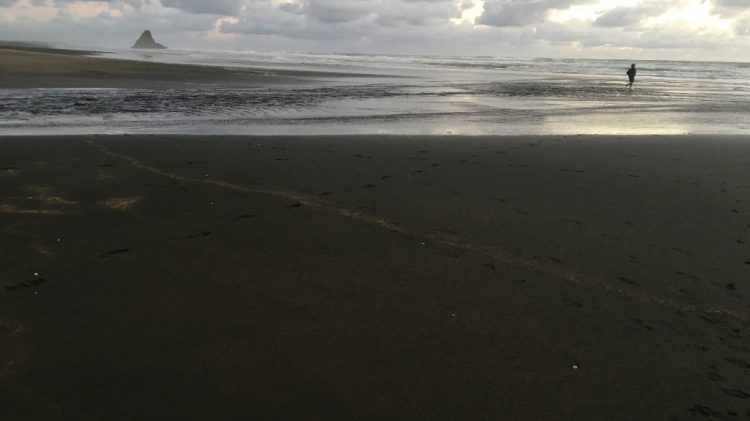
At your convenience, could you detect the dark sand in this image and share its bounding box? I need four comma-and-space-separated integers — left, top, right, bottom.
1, 134, 750, 419
0, 47, 374, 89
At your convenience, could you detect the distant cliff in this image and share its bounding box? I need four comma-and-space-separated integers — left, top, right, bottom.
131, 30, 167, 49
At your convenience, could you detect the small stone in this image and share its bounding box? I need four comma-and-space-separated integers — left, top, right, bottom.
571, 364, 579, 370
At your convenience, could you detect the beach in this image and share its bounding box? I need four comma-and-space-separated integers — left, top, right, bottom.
5, 45, 750, 136
2, 134, 750, 419
0, 46, 369, 89
2, 44, 750, 419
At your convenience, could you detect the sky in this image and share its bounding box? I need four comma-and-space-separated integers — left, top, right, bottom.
1, 0, 750, 61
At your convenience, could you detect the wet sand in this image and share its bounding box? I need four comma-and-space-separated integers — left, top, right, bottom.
0, 47, 373, 89
1, 134, 749, 419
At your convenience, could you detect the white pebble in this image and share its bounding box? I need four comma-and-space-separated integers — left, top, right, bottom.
572, 364, 579, 370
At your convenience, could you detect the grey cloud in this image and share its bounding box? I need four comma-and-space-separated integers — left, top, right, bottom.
278, 1, 304, 14
306, 0, 375, 23
711, 0, 750, 17
735, 19, 750, 36
221, 1, 309, 36
712, 0, 747, 7
478, 0, 549, 27
531, 18, 731, 51
593, 2, 663, 28
224, 0, 459, 36
160, 0, 243, 15
593, 7, 646, 27
33, 0, 147, 8
477, 0, 586, 27
373, 0, 459, 27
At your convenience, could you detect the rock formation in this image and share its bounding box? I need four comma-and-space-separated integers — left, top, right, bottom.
131, 30, 167, 49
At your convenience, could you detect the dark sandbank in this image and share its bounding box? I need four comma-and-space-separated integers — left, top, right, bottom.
1, 134, 750, 419
0, 45, 380, 89
0, 41, 103, 56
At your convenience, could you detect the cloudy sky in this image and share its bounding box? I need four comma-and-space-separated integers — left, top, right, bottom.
1, 0, 750, 61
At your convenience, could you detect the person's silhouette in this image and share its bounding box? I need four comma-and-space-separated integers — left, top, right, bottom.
626, 63, 636, 90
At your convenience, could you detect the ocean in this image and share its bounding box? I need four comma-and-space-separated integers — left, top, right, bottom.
2, 48, 750, 135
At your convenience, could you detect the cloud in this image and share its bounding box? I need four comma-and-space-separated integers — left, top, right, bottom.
305, 0, 375, 23
2, 0, 750, 61
161, 0, 244, 15
712, 0, 750, 18
735, 18, 750, 36
477, 0, 585, 27
712, 0, 747, 9
594, 7, 647, 27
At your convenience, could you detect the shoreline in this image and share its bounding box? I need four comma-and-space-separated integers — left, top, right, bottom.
2, 134, 749, 419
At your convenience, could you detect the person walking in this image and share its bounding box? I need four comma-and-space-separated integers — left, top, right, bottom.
626, 63, 636, 90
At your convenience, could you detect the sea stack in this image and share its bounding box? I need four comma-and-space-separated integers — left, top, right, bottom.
131, 30, 167, 49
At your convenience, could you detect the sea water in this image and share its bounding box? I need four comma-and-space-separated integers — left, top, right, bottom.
2, 48, 750, 135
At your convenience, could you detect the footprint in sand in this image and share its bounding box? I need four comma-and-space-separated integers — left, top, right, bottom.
631, 318, 653, 331
675, 271, 700, 281
99, 248, 130, 258
561, 218, 582, 226
617, 277, 636, 285
187, 232, 212, 239
687, 405, 721, 417
4, 278, 46, 292
720, 388, 750, 399
725, 357, 750, 369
